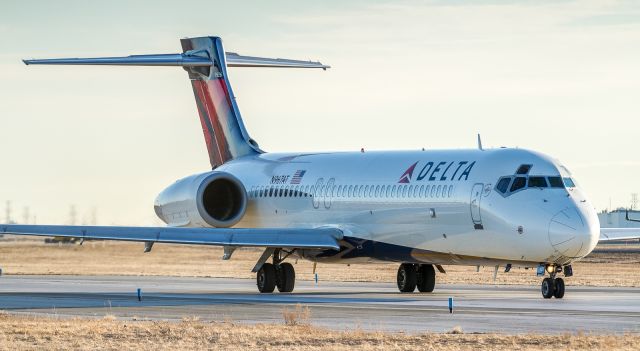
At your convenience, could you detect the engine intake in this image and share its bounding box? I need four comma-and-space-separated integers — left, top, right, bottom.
198, 173, 246, 227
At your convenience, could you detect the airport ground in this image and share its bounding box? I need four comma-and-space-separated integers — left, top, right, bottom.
0, 237, 639, 350
0, 237, 638, 287
1, 312, 639, 351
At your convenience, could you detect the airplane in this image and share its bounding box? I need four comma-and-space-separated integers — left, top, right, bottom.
3, 36, 639, 299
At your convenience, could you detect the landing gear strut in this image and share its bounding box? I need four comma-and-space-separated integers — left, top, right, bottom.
256, 249, 296, 293
540, 265, 566, 299
397, 263, 436, 293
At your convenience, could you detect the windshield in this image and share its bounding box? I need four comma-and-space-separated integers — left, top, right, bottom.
495, 175, 576, 195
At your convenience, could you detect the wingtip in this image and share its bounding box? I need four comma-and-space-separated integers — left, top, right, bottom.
22, 59, 30, 66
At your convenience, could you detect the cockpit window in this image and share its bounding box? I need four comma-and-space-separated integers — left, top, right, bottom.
528, 176, 548, 188
495, 167, 577, 197
510, 177, 526, 192
547, 176, 564, 188
496, 177, 511, 194
563, 177, 576, 188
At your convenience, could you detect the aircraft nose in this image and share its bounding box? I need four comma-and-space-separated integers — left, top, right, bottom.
548, 207, 597, 259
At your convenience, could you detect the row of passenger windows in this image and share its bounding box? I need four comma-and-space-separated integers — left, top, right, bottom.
249, 183, 456, 200
495, 175, 576, 195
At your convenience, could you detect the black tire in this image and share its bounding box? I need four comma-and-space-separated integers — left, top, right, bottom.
541, 277, 554, 299
553, 278, 565, 299
257, 263, 276, 293
417, 264, 436, 293
276, 262, 296, 293
397, 263, 417, 293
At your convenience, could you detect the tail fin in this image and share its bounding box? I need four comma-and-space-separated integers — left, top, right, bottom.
23, 36, 329, 168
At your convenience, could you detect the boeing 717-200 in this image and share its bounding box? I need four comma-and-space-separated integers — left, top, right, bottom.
3, 36, 639, 299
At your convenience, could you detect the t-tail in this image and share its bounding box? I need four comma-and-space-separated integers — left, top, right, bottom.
23, 36, 329, 168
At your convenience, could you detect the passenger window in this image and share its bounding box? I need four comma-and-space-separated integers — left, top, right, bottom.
516, 164, 532, 175
402, 185, 407, 197
392, 185, 397, 197
448, 185, 454, 198
547, 177, 563, 188
364, 185, 369, 197
430, 185, 436, 197
420, 185, 425, 197
436, 185, 442, 198
496, 177, 511, 194
414, 185, 419, 197
336, 185, 342, 197
563, 177, 576, 188
386, 185, 391, 197
510, 177, 526, 192
528, 176, 547, 188
441, 185, 447, 197
375, 185, 380, 197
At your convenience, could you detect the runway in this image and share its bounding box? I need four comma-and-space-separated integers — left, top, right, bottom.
0, 275, 638, 334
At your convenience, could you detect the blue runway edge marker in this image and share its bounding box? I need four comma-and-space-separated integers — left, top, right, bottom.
137, 288, 142, 302
448, 297, 453, 313
314, 273, 318, 285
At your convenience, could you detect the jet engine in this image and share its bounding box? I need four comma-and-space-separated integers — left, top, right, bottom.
154, 171, 247, 228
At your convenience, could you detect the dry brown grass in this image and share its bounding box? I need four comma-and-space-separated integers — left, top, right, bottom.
283, 303, 312, 326
0, 311, 638, 351
0, 237, 639, 287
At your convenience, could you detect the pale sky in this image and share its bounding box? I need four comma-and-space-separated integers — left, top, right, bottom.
1, 0, 639, 225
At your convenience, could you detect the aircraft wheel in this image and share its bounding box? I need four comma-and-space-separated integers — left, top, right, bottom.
541, 277, 555, 299
417, 264, 436, 293
397, 263, 417, 293
276, 262, 296, 293
257, 263, 276, 293
553, 278, 565, 299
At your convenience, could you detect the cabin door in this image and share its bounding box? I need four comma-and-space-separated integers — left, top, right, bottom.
470, 183, 484, 229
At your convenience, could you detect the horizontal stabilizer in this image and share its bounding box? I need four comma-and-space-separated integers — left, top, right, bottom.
23, 53, 329, 69
0, 224, 342, 250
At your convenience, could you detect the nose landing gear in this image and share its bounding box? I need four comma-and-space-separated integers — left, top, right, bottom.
540, 264, 567, 299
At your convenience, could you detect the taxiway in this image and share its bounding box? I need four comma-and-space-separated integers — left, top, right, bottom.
0, 275, 638, 334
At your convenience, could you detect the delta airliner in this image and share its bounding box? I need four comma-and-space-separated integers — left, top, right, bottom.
3, 36, 638, 299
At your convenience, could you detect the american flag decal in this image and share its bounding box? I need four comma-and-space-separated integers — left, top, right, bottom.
290, 170, 307, 184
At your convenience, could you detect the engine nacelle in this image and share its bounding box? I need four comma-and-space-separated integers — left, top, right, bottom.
154, 171, 247, 228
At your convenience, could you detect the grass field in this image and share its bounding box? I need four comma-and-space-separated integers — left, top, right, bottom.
1, 312, 638, 351
0, 237, 638, 287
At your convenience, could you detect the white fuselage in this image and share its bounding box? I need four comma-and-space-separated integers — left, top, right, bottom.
157, 147, 600, 267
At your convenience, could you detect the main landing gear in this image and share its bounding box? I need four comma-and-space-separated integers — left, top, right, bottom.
540, 264, 569, 299
397, 263, 436, 293
256, 249, 296, 293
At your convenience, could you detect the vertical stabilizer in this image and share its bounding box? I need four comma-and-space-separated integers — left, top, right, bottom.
22, 35, 329, 169
181, 37, 261, 168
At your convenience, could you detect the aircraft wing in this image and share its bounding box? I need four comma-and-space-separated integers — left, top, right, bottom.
0, 224, 342, 250
599, 228, 640, 242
